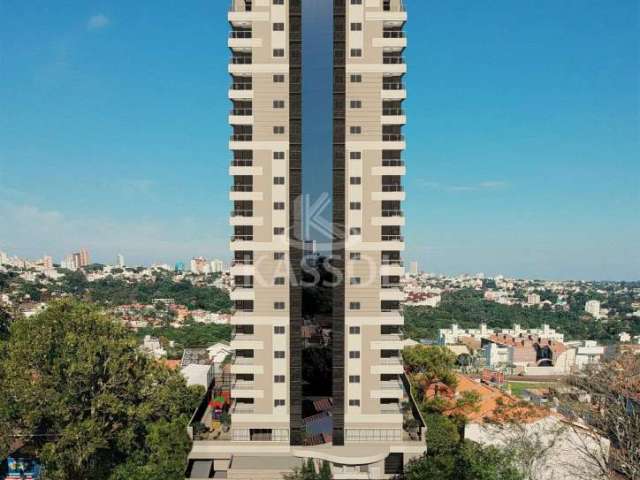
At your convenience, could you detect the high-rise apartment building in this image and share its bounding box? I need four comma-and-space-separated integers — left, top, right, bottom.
185, 1, 424, 478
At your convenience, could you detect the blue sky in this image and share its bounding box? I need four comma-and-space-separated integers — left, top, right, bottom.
0, 0, 638, 280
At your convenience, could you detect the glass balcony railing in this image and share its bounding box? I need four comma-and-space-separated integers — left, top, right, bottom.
382, 134, 404, 142
382, 235, 404, 242
381, 184, 404, 192
230, 134, 253, 141
230, 185, 253, 192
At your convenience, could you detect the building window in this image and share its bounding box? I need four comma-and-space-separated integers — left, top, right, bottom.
350, 277, 361, 285
274, 351, 285, 359
273, 23, 285, 31
273, 74, 285, 82
350, 202, 361, 210
349, 351, 361, 359
350, 151, 362, 160
274, 375, 285, 383
350, 23, 362, 31
350, 100, 362, 108
273, 100, 285, 108
274, 227, 285, 235
274, 277, 285, 285
274, 176, 285, 185
350, 252, 361, 260
274, 252, 285, 260
273, 126, 285, 134
274, 326, 286, 334
349, 326, 361, 334
350, 176, 362, 185
349, 375, 361, 383
351, 0, 362, 4
273, 48, 285, 57
350, 74, 362, 83
350, 227, 361, 235
273, 151, 285, 160
273, 0, 284, 4
274, 202, 285, 210
274, 399, 286, 407
350, 302, 361, 310
349, 399, 361, 406
350, 126, 362, 134
350, 49, 362, 57
274, 302, 285, 310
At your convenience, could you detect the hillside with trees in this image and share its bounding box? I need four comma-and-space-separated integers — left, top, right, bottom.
404, 289, 639, 342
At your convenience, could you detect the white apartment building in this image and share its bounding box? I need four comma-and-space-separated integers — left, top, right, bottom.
585, 299, 601, 318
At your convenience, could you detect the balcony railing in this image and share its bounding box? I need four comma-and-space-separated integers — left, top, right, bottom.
230, 134, 253, 141
230, 31, 252, 39
231, 82, 253, 90
383, 57, 405, 65
381, 283, 402, 289
231, 159, 253, 167
231, 235, 254, 242
231, 209, 254, 217
381, 259, 403, 266
231, 185, 253, 192
231, 402, 256, 414
231, 259, 253, 266
381, 210, 403, 217
382, 159, 404, 167
383, 108, 404, 116
383, 31, 405, 38
380, 403, 402, 414
382, 134, 404, 142
231, 108, 253, 116
231, 57, 253, 65
381, 185, 404, 192
382, 235, 404, 242
233, 284, 254, 290
383, 83, 405, 90
232, 380, 256, 390
232, 355, 255, 365
379, 380, 403, 389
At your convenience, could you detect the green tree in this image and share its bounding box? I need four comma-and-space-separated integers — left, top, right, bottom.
0, 300, 203, 480
402, 345, 458, 387
404, 441, 523, 480
424, 414, 460, 454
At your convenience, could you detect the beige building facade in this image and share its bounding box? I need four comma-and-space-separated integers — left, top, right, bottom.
185, 1, 425, 478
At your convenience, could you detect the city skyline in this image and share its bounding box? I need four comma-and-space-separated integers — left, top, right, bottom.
1, 0, 638, 280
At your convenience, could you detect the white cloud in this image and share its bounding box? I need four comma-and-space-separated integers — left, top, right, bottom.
87, 14, 110, 31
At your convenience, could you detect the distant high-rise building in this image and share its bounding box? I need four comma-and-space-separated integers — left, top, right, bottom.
0, 251, 8, 265
117, 254, 125, 268
210, 259, 225, 273
79, 248, 90, 267
585, 300, 601, 318
42, 255, 53, 269
72, 253, 82, 269
409, 261, 419, 275
190, 257, 210, 274
527, 293, 541, 305
175, 261, 185, 272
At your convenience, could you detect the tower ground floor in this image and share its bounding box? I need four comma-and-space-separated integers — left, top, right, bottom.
185, 441, 426, 480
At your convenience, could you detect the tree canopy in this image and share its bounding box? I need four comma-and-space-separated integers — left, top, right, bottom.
0, 300, 203, 480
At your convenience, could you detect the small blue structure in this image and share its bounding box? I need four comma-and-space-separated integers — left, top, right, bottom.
2, 456, 42, 479
175, 261, 185, 272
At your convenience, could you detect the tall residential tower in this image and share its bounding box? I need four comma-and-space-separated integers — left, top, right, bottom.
185, 1, 424, 478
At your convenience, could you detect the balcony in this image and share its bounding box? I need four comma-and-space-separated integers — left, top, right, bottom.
228, 3, 269, 25
230, 56, 253, 65
229, 108, 254, 126
231, 381, 263, 399
380, 263, 405, 277
370, 334, 404, 350
373, 209, 404, 227
373, 30, 407, 50
371, 357, 404, 375
230, 185, 253, 192
382, 82, 406, 101
231, 234, 254, 242
230, 261, 254, 276
380, 286, 404, 302
366, 1, 407, 24
382, 57, 405, 65
229, 80, 253, 100
371, 380, 404, 399
230, 356, 263, 375
230, 332, 264, 350
372, 159, 406, 176
230, 133, 252, 142
230, 401, 256, 414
